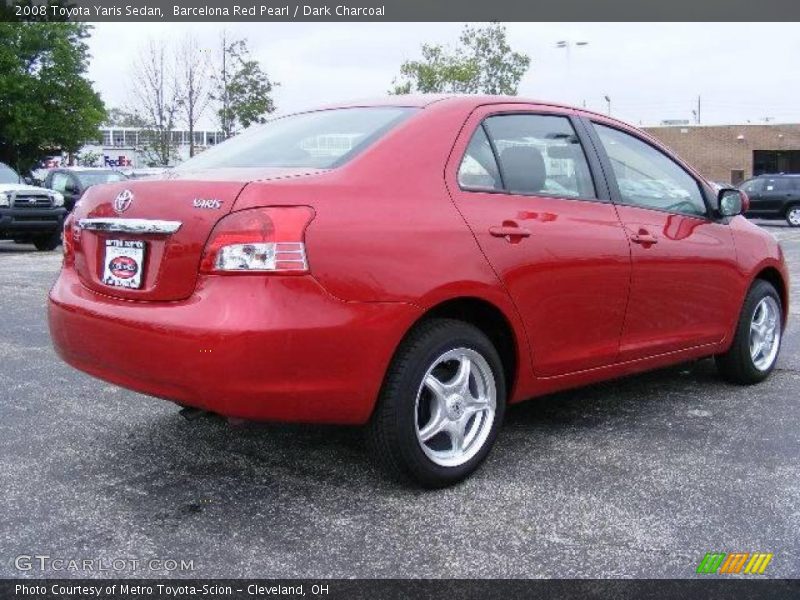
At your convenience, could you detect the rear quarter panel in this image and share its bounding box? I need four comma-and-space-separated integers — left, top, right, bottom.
232, 102, 534, 402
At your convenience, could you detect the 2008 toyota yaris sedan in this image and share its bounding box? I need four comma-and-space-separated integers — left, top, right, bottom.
49, 96, 789, 487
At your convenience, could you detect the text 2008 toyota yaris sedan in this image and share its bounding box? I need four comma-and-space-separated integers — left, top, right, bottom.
49, 96, 789, 487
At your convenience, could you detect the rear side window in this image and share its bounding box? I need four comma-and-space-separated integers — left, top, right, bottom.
763, 177, 791, 192
482, 114, 596, 198
458, 126, 502, 191
176, 107, 416, 170
594, 123, 707, 217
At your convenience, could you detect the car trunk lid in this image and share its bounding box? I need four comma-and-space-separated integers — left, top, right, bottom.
71, 178, 247, 301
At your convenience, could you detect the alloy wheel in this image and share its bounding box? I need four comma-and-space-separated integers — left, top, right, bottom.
414, 348, 496, 468
750, 296, 781, 371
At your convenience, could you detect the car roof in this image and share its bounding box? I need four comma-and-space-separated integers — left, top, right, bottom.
317, 94, 619, 122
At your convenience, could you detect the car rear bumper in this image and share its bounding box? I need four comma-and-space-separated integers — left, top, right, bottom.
48, 268, 420, 424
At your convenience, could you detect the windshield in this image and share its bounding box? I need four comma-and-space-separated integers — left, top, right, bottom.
75, 171, 127, 186
176, 107, 417, 171
0, 163, 21, 184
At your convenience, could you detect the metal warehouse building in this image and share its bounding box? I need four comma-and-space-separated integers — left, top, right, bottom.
643, 123, 800, 185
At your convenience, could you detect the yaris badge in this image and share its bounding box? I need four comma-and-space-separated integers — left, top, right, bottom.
114, 189, 134, 213
193, 198, 223, 210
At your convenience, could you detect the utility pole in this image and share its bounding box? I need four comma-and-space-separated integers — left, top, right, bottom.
697, 95, 701, 125
604, 95, 611, 116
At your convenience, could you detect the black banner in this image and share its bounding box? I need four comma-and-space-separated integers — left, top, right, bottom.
3, 0, 800, 22
3, 579, 800, 600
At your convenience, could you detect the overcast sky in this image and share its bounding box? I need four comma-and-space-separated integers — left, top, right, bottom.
86, 22, 800, 130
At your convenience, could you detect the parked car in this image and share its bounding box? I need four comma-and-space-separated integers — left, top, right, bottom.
0, 161, 66, 250
44, 167, 128, 211
739, 173, 800, 226
48, 97, 789, 487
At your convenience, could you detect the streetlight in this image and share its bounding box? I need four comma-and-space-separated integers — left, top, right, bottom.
556, 40, 589, 49
604, 95, 611, 116
555, 40, 589, 69
555, 40, 589, 105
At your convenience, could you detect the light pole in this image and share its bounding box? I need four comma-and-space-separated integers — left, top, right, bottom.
555, 40, 589, 103
604, 95, 611, 116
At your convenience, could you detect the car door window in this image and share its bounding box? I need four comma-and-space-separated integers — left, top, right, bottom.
68, 174, 82, 193
481, 114, 596, 198
457, 125, 502, 191
740, 179, 764, 195
763, 177, 790, 192
594, 123, 707, 217
50, 172, 69, 193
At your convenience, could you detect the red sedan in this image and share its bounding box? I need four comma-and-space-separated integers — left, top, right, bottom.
48, 96, 789, 487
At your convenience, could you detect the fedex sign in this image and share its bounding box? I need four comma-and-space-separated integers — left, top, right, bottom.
104, 155, 133, 167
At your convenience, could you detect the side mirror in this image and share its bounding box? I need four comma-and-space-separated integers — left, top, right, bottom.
718, 188, 748, 217
64, 182, 80, 195
23, 176, 33, 185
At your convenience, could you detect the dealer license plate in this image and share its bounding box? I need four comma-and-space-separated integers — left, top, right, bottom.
102, 239, 145, 289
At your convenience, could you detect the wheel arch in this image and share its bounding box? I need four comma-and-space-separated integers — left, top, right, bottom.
384, 295, 525, 407
754, 266, 789, 327
424, 297, 518, 394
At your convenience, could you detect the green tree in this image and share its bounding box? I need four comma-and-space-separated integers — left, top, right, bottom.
105, 107, 148, 128
391, 23, 530, 96
74, 148, 102, 167
213, 34, 277, 137
0, 22, 105, 173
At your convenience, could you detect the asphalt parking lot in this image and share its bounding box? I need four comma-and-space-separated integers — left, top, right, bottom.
1, 222, 799, 579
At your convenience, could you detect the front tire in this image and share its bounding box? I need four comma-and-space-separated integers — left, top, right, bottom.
367, 318, 506, 488
786, 204, 800, 227
716, 279, 782, 384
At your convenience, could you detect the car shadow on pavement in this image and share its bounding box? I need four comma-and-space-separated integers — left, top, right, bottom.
0, 241, 41, 253
86, 357, 727, 509
505, 358, 721, 427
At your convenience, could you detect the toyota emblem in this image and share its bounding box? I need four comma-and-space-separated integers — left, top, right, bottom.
114, 189, 134, 213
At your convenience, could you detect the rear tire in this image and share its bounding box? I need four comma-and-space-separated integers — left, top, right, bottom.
367, 318, 506, 488
786, 204, 800, 227
33, 230, 61, 251
716, 279, 782, 384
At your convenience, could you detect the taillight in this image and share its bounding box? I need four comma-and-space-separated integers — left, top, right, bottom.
200, 207, 314, 274
62, 213, 75, 264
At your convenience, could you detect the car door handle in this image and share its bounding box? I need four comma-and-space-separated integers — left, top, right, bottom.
489, 225, 531, 239
630, 230, 658, 245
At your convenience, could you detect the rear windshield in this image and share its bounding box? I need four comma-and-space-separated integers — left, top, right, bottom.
176, 107, 417, 171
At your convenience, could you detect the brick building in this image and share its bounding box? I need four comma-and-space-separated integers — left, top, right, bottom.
642, 123, 800, 185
